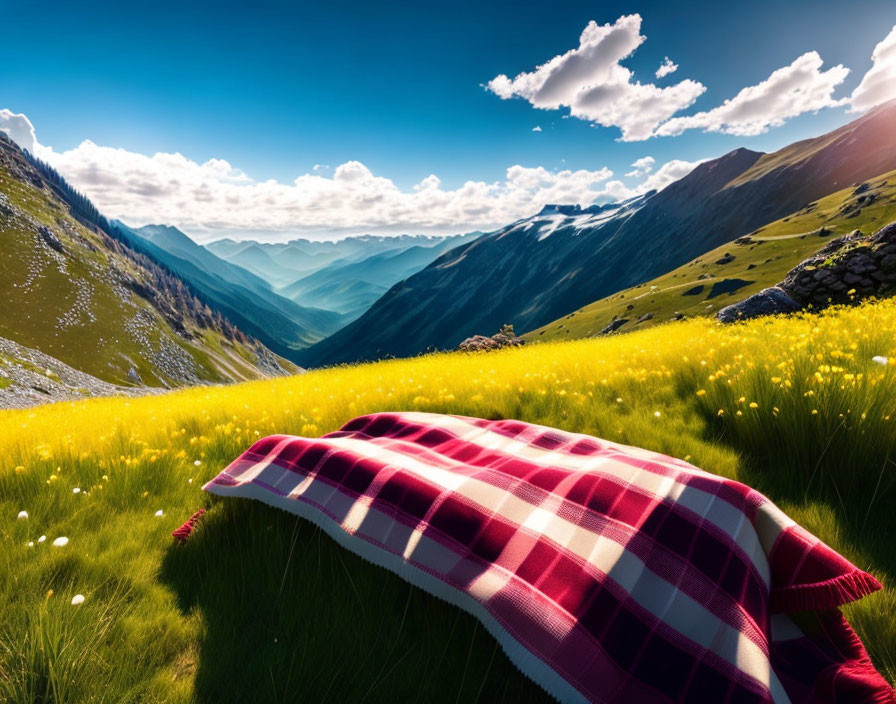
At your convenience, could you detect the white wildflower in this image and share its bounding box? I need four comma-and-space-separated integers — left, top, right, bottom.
654, 411, 662, 418
193, 460, 202, 466
38, 535, 46, 543
17, 510, 28, 520
72, 487, 81, 494
27, 541, 34, 547
154, 509, 164, 517
71, 594, 85, 605
872, 356, 888, 366
52, 536, 69, 547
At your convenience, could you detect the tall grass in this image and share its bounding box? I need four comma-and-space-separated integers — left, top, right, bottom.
1, 298, 895, 701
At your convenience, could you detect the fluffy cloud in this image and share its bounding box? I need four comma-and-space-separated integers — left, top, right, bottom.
592, 157, 703, 203
4, 109, 708, 240
625, 156, 655, 177
17, 126, 639, 239
655, 57, 678, 79
850, 24, 896, 112
0, 109, 37, 153
639, 158, 702, 191
487, 15, 896, 140
486, 14, 706, 141
532, 125, 542, 132
655, 52, 849, 137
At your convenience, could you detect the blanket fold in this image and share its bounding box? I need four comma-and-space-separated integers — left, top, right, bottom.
204, 412, 894, 704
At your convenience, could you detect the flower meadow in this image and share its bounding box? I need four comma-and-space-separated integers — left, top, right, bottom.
1, 298, 895, 701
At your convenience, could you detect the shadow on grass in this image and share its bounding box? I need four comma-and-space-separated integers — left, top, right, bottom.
160, 498, 554, 704
704, 417, 895, 581
695, 414, 896, 683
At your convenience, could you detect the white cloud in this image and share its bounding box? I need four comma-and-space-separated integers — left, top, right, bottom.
592, 157, 704, 202
655, 52, 849, 137
850, 24, 896, 112
639, 158, 703, 191
655, 57, 678, 79
625, 155, 655, 177
0, 109, 37, 153
485, 14, 706, 141
15, 120, 634, 239
532, 125, 542, 132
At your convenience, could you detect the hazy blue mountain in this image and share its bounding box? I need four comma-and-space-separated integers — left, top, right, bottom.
211, 242, 305, 287
206, 233, 479, 289
277, 234, 480, 318
114, 223, 347, 358
136, 225, 276, 293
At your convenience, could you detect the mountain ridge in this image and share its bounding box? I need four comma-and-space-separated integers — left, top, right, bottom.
207, 232, 479, 289
527, 168, 896, 341
299, 101, 896, 367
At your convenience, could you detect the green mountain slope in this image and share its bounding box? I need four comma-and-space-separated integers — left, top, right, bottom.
527, 170, 896, 342
0, 133, 298, 387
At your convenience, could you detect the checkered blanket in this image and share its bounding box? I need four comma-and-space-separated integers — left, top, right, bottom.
204, 412, 894, 703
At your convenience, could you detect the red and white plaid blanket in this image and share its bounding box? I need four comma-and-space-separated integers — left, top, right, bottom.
204, 412, 894, 703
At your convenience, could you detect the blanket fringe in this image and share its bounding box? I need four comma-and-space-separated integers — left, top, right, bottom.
771, 570, 883, 613
814, 610, 896, 704
172, 508, 207, 544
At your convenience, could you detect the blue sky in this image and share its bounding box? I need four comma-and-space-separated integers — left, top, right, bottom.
1, 0, 895, 239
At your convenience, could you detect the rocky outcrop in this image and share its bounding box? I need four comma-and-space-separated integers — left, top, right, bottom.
458, 324, 525, 352
0, 335, 161, 410
600, 318, 629, 334
38, 225, 64, 253
717, 287, 802, 322
537, 203, 613, 217
718, 223, 896, 323
782, 224, 896, 305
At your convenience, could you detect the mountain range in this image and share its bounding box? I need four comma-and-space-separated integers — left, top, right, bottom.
3, 100, 895, 403
275, 234, 480, 319
208, 233, 477, 284
299, 100, 896, 366
528, 168, 896, 341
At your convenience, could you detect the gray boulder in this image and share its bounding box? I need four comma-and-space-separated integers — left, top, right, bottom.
600, 318, 629, 334
458, 324, 524, 352
717, 287, 802, 323
38, 225, 64, 253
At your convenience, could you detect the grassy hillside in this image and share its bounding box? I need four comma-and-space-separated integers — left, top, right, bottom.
529, 170, 896, 342
0, 138, 298, 388
1, 298, 894, 701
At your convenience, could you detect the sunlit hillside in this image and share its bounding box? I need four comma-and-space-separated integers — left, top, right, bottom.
529, 170, 896, 342
2, 299, 895, 701
0, 137, 297, 390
